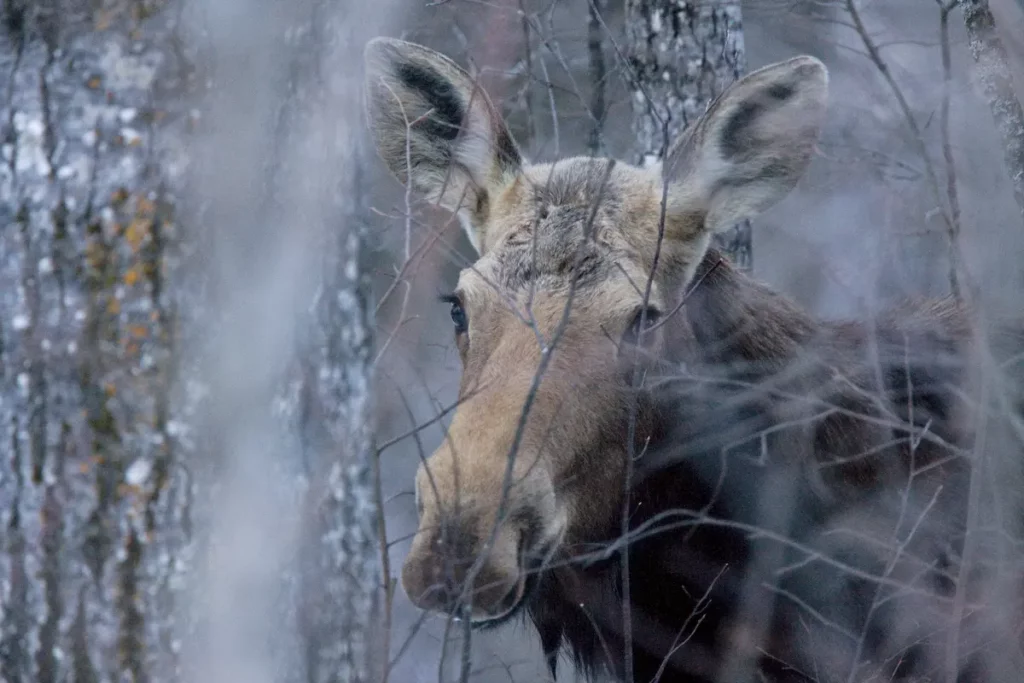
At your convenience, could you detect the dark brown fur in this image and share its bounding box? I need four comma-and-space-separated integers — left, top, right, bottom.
363, 39, 1024, 683
521, 248, 1023, 682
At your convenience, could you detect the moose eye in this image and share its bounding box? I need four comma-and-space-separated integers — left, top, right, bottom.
624, 306, 661, 346
450, 302, 468, 334
440, 293, 468, 335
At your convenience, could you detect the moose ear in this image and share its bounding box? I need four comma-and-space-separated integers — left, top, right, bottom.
363, 37, 523, 253
660, 56, 829, 236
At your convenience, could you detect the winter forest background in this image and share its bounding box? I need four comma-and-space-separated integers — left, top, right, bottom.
1, 0, 1023, 682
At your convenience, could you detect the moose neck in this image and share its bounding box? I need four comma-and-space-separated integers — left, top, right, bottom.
526, 256, 985, 683
557, 248, 825, 549
633, 247, 826, 494
526, 251, 881, 683
679, 247, 818, 371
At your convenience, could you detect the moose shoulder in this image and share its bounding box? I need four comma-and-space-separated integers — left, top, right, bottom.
364, 37, 1024, 683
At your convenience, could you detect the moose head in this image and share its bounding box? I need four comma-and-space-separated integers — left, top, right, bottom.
364, 37, 828, 624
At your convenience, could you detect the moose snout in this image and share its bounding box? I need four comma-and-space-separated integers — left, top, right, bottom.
400, 518, 527, 622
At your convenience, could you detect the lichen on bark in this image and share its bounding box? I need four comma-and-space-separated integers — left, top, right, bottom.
0, 1, 379, 681
0, 2, 192, 680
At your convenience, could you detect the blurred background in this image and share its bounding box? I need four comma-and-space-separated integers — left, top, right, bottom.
0, 0, 1022, 682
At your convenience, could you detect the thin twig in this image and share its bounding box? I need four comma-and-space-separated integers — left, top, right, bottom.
845, 0, 955, 246
938, 0, 963, 298
587, 0, 606, 156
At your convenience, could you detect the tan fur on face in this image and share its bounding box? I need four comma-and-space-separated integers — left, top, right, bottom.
365, 37, 829, 619
398, 160, 708, 619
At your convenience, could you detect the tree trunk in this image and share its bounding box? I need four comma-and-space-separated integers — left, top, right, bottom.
0, 2, 379, 682
958, 0, 1024, 226
625, 0, 752, 270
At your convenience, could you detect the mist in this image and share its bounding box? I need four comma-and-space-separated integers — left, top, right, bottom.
0, 0, 1021, 681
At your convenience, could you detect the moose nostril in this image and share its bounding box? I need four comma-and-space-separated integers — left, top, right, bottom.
402, 521, 529, 618
417, 578, 463, 613
427, 568, 522, 618
403, 542, 475, 614
405, 553, 521, 618
403, 561, 461, 613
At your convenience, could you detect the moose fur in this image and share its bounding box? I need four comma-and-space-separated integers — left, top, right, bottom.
525, 247, 1024, 682
362, 36, 1024, 683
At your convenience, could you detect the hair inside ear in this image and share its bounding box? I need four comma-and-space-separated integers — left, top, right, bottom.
661, 55, 829, 236
363, 37, 523, 251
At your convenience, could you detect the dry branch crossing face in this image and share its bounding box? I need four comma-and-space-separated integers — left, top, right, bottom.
363, 37, 829, 625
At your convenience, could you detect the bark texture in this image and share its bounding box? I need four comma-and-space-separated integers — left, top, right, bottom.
958, 0, 1024, 225
0, 4, 194, 681
0, 1, 378, 682
625, 0, 751, 269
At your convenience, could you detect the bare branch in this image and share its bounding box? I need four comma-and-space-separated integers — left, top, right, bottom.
587, 0, 607, 156
845, 0, 962, 297
940, 2, 964, 298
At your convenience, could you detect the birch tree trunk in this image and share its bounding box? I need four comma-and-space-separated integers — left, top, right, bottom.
958, 0, 1024, 225
0, 2, 379, 682
625, 0, 752, 269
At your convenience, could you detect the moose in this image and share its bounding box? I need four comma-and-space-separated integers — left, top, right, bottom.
364, 37, 1024, 683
